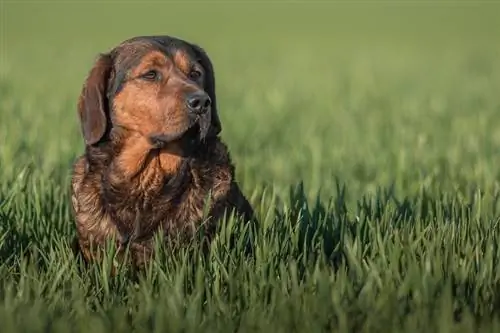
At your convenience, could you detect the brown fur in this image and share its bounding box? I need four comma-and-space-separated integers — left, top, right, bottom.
71, 35, 255, 271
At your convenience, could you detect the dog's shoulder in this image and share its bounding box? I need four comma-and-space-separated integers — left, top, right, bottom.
71, 149, 106, 198
71, 154, 88, 202
189, 139, 255, 221
71, 153, 118, 244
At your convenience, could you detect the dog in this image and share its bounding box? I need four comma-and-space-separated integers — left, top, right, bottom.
71, 35, 256, 271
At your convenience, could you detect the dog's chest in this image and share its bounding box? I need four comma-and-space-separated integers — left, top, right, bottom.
108, 161, 233, 238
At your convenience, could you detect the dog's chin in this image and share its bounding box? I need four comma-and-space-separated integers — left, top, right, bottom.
179, 123, 202, 148
149, 122, 206, 156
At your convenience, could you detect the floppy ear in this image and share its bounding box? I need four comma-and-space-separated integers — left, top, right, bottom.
77, 53, 113, 146
190, 44, 222, 137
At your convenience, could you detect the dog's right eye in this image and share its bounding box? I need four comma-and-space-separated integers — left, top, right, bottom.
140, 70, 161, 81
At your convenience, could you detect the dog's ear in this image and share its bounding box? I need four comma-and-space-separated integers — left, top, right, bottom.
77, 53, 113, 146
190, 44, 222, 137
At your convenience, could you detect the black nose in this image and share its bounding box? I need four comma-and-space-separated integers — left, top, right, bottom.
186, 91, 211, 115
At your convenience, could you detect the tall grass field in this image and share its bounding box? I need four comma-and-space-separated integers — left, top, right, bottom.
1, 1, 500, 332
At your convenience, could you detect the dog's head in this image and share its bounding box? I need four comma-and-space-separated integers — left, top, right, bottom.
77, 35, 221, 149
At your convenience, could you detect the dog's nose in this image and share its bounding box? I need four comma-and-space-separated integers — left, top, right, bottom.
186, 91, 211, 115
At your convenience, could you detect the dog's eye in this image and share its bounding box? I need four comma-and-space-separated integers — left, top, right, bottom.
188, 69, 202, 81
140, 70, 161, 81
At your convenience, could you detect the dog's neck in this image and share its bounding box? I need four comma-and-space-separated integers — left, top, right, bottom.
85, 130, 231, 198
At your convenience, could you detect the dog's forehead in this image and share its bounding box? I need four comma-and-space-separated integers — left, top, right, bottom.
106, 36, 198, 96
112, 36, 194, 68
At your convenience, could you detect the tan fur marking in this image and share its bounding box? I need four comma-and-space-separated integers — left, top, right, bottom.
173, 50, 191, 73
158, 149, 182, 175
114, 133, 154, 180
130, 51, 169, 77
108, 131, 183, 189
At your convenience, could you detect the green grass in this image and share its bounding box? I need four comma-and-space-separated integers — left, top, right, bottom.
2, 1, 500, 332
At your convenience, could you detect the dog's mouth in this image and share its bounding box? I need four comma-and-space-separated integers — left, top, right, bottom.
180, 122, 202, 145
148, 121, 204, 150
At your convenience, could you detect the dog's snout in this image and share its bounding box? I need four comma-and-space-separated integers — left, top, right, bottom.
186, 91, 211, 115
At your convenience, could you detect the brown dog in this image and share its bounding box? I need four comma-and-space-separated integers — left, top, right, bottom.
71, 35, 255, 270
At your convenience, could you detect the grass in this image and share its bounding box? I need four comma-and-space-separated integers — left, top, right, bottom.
1, 1, 500, 332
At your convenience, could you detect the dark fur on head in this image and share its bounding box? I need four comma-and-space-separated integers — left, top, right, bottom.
71, 35, 255, 272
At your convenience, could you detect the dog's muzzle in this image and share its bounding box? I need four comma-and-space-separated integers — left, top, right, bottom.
148, 108, 212, 148
185, 90, 212, 142
196, 108, 212, 141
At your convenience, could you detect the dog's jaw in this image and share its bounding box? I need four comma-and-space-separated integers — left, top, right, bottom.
148, 110, 212, 148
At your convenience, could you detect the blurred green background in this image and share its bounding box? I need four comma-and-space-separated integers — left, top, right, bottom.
2, 1, 500, 196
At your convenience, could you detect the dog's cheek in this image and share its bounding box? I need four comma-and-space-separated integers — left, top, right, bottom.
112, 85, 150, 133
157, 93, 191, 135
114, 86, 174, 136
112, 93, 135, 131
